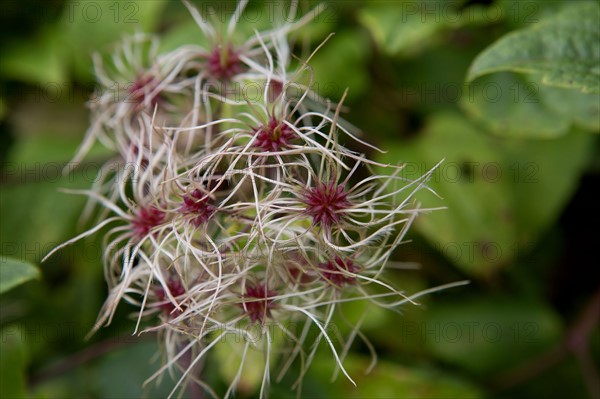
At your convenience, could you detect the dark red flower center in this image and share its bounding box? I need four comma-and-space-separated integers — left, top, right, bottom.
207, 45, 243, 80
241, 283, 277, 323
131, 206, 165, 239
319, 256, 360, 287
253, 117, 296, 152
155, 277, 186, 316
302, 182, 351, 227
180, 189, 215, 227
128, 74, 160, 108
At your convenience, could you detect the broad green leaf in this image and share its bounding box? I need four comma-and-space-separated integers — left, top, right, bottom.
424, 298, 562, 376
376, 112, 593, 276
1, 111, 112, 261
461, 72, 579, 138
6, 135, 111, 166
0, 177, 89, 264
462, 71, 600, 137
0, 258, 41, 294
214, 337, 266, 396
467, 2, 600, 93
538, 83, 600, 132
503, 130, 595, 245
1, 1, 167, 85
359, 1, 496, 57
0, 325, 28, 398
306, 354, 483, 399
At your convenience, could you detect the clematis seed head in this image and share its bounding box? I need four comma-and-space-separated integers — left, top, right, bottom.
302, 182, 352, 227
253, 117, 296, 152
207, 44, 243, 80
241, 283, 277, 323
180, 189, 216, 227
131, 206, 165, 239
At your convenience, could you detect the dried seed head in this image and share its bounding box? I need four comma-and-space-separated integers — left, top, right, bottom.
319, 256, 360, 287
302, 182, 352, 227
128, 74, 160, 109
207, 44, 243, 80
131, 206, 165, 239
155, 277, 186, 316
180, 189, 216, 227
241, 283, 277, 323
253, 117, 296, 152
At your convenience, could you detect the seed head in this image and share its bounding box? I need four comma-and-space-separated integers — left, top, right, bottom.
42, 3, 451, 397
131, 206, 165, 239
319, 256, 360, 287
253, 117, 296, 152
241, 283, 277, 323
155, 277, 186, 316
302, 182, 352, 227
207, 44, 242, 80
180, 189, 215, 227
128, 74, 160, 109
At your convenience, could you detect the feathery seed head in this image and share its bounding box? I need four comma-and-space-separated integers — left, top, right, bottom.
319, 256, 360, 287
155, 277, 187, 316
241, 283, 278, 323
131, 206, 165, 239
253, 117, 296, 151
128, 74, 160, 109
42, 2, 456, 398
302, 181, 352, 227
207, 44, 243, 80
180, 189, 216, 227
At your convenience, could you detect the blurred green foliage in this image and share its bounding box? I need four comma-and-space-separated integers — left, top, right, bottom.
1, 0, 598, 398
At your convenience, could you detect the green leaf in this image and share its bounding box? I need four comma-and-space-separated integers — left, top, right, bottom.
467, 2, 600, 93
0, 175, 89, 264
359, 1, 495, 57
376, 112, 593, 276
305, 353, 483, 399
1, 1, 167, 85
537, 82, 600, 132
461, 72, 599, 138
0, 258, 41, 294
424, 297, 563, 376
0, 325, 28, 398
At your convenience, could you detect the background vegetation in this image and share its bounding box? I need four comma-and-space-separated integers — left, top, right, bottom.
1, 0, 598, 398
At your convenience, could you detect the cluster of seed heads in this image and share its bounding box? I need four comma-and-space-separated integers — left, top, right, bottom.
45, 2, 455, 398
